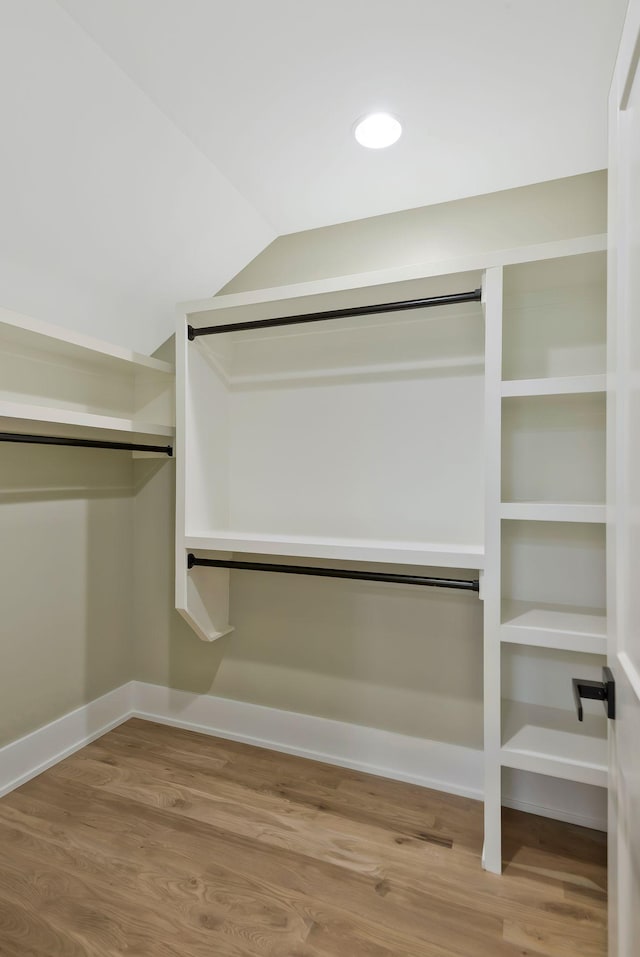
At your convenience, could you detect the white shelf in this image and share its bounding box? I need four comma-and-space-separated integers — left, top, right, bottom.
184, 531, 485, 569
0, 305, 175, 453
0, 400, 174, 446
500, 600, 607, 654
500, 502, 606, 523
0, 307, 173, 376
501, 374, 606, 397
500, 700, 608, 787
181, 234, 607, 321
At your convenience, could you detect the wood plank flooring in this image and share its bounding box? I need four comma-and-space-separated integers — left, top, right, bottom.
0, 719, 607, 956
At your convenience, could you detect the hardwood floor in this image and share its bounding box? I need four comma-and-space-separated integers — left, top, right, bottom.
0, 719, 607, 956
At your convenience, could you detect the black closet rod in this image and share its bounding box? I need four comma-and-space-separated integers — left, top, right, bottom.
188, 288, 482, 339
188, 554, 479, 592
0, 432, 173, 456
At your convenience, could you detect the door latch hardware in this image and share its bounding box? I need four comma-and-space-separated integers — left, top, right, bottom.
572, 667, 615, 721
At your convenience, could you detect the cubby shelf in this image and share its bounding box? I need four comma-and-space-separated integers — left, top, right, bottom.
483, 243, 609, 875
501, 374, 606, 397
500, 699, 608, 787
500, 502, 606, 523
184, 531, 485, 569
499, 600, 606, 654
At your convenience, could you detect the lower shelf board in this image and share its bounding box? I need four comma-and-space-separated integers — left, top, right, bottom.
500, 699, 608, 787
0, 402, 174, 447
500, 600, 607, 654
184, 531, 485, 570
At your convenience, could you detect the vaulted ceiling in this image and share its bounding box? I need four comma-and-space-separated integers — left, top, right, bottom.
57, 0, 628, 232
0, 1, 628, 351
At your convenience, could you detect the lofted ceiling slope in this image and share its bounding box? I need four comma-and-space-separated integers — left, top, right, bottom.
0, 2, 627, 351
0, 0, 274, 353
58, 0, 627, 234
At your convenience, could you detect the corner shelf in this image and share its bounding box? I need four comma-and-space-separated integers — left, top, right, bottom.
500, 600, 607, 654
184, 531, 485, 570
500, 502, 606, 523
500, 699, 608, 787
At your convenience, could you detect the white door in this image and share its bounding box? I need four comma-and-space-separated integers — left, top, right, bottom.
608, 1, 640, 953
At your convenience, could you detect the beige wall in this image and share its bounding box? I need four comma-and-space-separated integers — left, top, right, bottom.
0, 446, 133, 747
132, 171, 607, 748
222, 171, 606, 293
134, 461, 484, 745
0, 172, 607, 750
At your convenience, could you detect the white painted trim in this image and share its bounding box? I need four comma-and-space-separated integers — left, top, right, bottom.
0, 683, 133, 798
0, 681, 607, 832
482, 265, 505, 872
131, 682, 483, 798
618, 651, 640, 701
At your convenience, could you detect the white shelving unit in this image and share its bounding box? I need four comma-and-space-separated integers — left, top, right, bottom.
176, 232, 608, 868
483, 241, 609, 873
177, 266, 488, 641
0, 306, 175, 450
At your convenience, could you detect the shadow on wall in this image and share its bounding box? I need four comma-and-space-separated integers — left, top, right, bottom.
132, 456, 227, 698
0, 444, 135, 746
224, 567, 484, 749
131, 452, 484, 749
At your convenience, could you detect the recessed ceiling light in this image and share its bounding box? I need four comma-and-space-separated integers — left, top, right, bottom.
354, 112, 402, 149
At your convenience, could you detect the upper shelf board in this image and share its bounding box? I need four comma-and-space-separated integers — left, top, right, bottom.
182, 234, 606, 330
0, 307, 174, 376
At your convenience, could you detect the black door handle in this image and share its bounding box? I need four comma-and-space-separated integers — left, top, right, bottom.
572, 667, 615, 721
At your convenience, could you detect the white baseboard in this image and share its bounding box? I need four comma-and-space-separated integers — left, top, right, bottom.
0, 680, 607, 832
0, 683, 133, 798
131, 681, 484, 799
131, 682, 607, 831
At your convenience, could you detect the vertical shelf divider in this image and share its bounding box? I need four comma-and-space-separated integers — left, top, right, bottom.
482, 265, 504, 874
